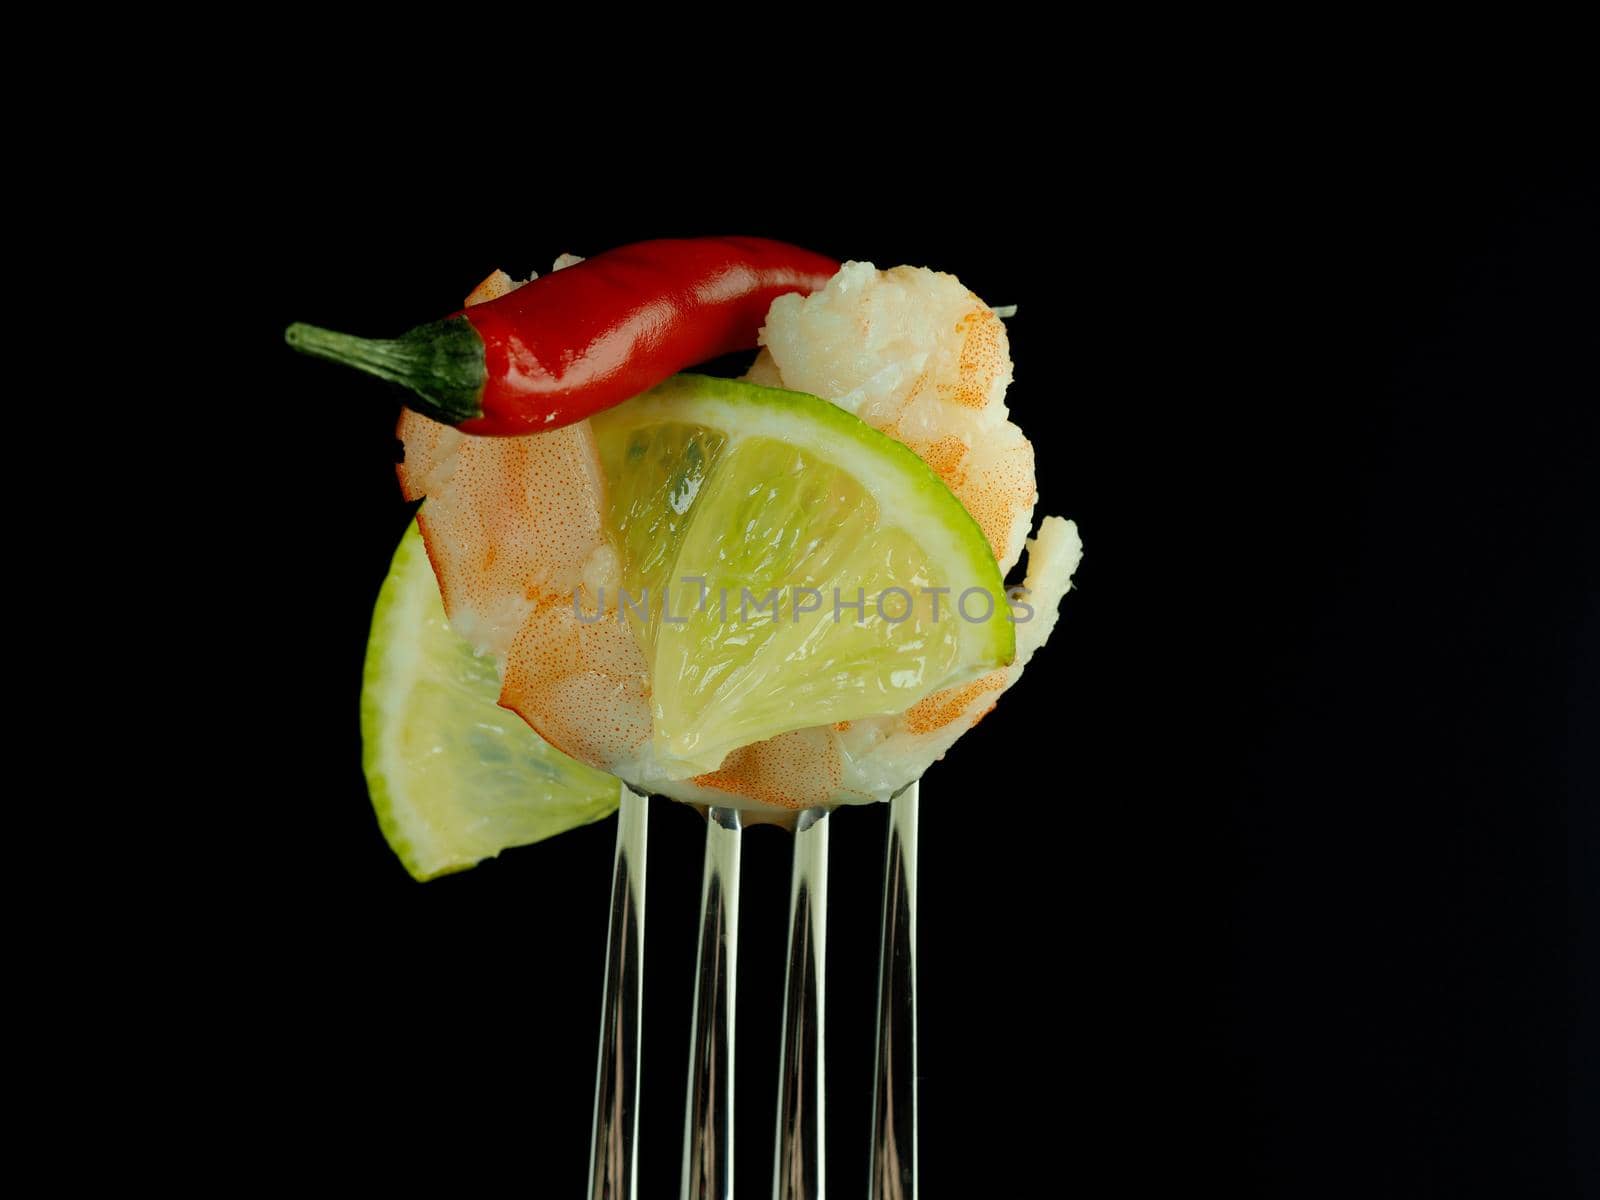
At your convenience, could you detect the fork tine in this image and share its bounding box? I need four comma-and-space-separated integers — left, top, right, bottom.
589, 786, 649, 1200
773, 806, 830, 1199
869, 783, 919, 1199
682, 806, 744, 1199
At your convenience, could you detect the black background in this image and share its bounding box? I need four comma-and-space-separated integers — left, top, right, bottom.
230, 134, 1594, 1196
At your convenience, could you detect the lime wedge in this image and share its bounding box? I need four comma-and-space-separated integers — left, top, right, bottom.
592, 374, 1013, 777
362, 519, 621, 880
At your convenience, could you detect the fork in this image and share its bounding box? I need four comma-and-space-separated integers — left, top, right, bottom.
586, 783, 921, 1199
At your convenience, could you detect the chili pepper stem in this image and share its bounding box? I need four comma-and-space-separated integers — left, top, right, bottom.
284, 319, 487, 425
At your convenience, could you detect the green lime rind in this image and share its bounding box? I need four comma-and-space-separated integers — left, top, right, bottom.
592, 374, 1015, 774
598, 373, 1014, 668
360, 519, 621, 881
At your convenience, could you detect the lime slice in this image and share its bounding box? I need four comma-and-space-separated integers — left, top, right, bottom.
362, 519, 621, 880
591, 374, 1013, 777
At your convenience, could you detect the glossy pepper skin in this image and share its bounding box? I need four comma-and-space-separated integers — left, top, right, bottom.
285, 237, 840, 436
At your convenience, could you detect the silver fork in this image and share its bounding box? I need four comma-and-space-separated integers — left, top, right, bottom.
773, 807, 829, 1199
683, 806, 743, 1198
587, 786, 920, 1200
588, 786, 648, 1200
869, 783, 918, 1199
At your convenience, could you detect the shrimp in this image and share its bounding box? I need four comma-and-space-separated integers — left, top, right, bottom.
398, 258, 1080, 820
754, 262, 1039, 573
398, 256, 658, 785
743, 262, 1081, 806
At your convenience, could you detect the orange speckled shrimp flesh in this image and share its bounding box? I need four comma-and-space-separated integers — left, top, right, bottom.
398, 257, 656, 786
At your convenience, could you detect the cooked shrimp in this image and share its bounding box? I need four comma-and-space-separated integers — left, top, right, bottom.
399, 258, 656, 784
756, 261, 1039, 572
740, 262, 1080, 806
398, 259, 1080, 818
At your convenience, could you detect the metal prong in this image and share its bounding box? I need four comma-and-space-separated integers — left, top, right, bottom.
589, 787, 648, 1200
683, 807, 744, 1200
869, 784, 919, 1199
774, 807, 830, 1199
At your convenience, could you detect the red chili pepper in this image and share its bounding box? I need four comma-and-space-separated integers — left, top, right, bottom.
286, 237, 840, 435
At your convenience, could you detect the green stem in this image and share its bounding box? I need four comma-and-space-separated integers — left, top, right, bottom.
285, 317, 487, 425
